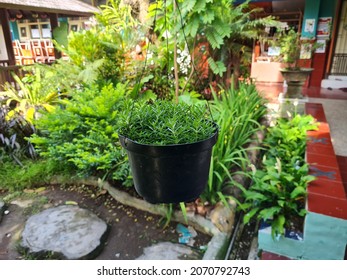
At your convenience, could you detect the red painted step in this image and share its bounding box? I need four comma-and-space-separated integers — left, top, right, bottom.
305, 103, 347, 220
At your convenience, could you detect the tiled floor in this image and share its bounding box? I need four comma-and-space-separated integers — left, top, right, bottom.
337, 156, 347, 195
261, 251, 292, 260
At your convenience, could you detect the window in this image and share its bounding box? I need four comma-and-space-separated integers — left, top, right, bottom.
30, 25, 40, 38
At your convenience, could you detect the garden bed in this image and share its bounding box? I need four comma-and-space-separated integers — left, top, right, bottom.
0, 183, 211, 260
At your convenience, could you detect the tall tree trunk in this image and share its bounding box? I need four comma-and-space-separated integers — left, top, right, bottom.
231, 55, 241, 89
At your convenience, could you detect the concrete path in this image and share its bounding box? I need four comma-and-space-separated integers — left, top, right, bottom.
309, 98, 347, 156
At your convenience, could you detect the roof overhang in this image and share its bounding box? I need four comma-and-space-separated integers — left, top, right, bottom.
0, 0, 99, 17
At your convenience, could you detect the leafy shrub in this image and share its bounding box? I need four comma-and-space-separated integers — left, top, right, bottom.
241, 114, 318, 238
60, 0, 146, 88
30, 83, 132, 185
203, 82, 267, 204
264, 114, 318, 161
0, 103, 36, 164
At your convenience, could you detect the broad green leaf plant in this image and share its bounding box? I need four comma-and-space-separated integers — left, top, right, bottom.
241, 113, 318, 238
1, 68, 62, 123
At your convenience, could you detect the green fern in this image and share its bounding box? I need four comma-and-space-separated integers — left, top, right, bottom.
207, 57, 226, 76
184, 15, 200, 38
182, 0, 197, 14
202, 9, 215, 24
206, 29, 224, 49
213, 18, 232, 38
194, 1, 207, 13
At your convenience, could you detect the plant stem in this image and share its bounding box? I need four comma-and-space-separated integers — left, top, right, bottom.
182, 37, 196, 94
173, 0, 179, 104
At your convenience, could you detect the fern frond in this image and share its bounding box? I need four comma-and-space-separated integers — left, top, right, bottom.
207, 57, 226, 76
213, 18, 232, 38
182, 0, 197, 14
184, 14, 200, 38
206, 29, 224, 49
202, 9, 215, 24
194, 1, 206, 13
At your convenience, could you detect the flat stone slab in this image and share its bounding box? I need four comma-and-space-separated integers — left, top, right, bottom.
20, 205, 108, 259
136, 242, 202, 260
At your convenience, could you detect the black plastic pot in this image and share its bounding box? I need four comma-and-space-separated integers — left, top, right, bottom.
119, 126, 218, 204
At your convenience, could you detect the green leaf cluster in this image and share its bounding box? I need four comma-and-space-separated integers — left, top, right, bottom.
148, 0, 280, 81
204, 82, 267, 204
1, 67, 63, 123
29, 83, 132, 185
241, 114, 318, 238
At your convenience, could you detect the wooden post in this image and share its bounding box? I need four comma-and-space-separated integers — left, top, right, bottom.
48, 13, 62, 59
325, 0, 343, 77
0, 8, 15, 66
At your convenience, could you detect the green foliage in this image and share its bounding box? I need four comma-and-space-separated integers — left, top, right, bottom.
204, 82, 267, 204
264, 114, 318, 161
1, 68, 63, 123
0, 103, 36, 163
276, 29, 301, 68
29, 83, 132, 185
119, 100, 216, 145
53, 22, 69, 47
0, 159, 67, 192
148, 0, 280, 83
48, 0, 146, 89
275, 28, 321, 69
207, 58, 227, 77
241, 114, 318, 238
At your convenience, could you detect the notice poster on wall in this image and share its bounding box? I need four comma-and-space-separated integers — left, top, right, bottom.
315, 39, 326, 53
317, 17, 332, 38
304, 19, 315, 34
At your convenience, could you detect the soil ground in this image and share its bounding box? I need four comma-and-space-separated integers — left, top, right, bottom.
0, 184, 211, 260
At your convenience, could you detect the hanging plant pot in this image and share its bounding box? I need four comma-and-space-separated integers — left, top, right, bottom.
119, 128, 218, 204
118, 101, 218, 204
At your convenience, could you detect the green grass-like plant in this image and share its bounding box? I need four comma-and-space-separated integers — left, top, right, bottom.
119, 100, 216, 145
204, 82, 267, 204
0, 159, 69, 192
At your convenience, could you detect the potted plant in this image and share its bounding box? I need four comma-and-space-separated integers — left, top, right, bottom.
276, 29, 315, 98
240, 113, 318, 258
118, 100, 218, 204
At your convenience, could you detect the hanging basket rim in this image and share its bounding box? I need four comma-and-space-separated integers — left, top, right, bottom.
119, 121, 219, 148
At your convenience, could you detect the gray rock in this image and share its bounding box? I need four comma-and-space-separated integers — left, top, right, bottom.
0, 200, 5, 223
136, 242, 202, 260
209, 200, 236, 233
20, 205, 108, 259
